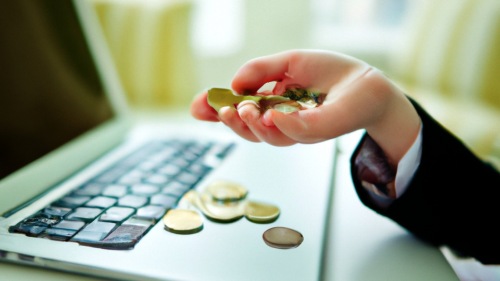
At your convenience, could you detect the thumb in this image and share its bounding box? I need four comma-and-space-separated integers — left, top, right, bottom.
266, 101, 355, 144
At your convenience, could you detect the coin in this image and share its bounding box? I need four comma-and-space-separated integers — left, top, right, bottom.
183, 190, 245, 223
245, 200, 280, 223
262, 227, 304, 249
207, 88, 259, 112
205, 180, 248, 202
163, 209, 203, 234
206, 87, 320, 113
200, 193, 245, 223
272, 103, 300, 113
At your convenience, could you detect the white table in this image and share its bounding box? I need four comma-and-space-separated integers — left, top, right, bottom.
0, 112, 460, 281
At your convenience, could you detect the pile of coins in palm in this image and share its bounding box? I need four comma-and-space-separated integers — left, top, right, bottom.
207, 87, 326, 114
163, 180, 280, 235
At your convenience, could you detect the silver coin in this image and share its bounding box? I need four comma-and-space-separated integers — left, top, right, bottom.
263, 227, 304, 249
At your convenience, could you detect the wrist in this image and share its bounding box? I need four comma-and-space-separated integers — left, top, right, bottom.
366, 91, 421, 167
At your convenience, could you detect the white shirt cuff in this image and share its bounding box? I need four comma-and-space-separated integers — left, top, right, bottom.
364, 125, 423, 206
394, 124, 423, 197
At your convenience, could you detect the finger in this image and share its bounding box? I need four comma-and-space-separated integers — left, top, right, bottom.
237, 102, 297, 146
190, 91, 219, 122
231, 51, 294, 94
247, 122, 298, 146
231, 50, 367, 96
218, 106, 260, 143
267, 105, 347, 144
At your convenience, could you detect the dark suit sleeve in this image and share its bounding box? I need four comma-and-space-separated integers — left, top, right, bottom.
351, 98, 500, 264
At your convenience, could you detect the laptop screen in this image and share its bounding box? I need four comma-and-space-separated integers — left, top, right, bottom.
0, 1, 115, 180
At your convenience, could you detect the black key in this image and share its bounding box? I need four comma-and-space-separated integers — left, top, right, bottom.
53, 195, 90, 208
74, 183, 104, 196
66, 207, 102, 221
176, 172, 199, 186
102, 184, 128, 198
170, 158, 190, 169
85, 196, 117, 209
162, 181, 190, 197
131, 184, 159, 195
45, 220, 85, 241
144, 174, 170, 185
118, 195, 148, 208
24, 214, 61, 226
52, 220, 86, 231
95, 224, 150, 249
137, 160, 158, 171
70, 221, 116, 243
44, 228, 78, 241
42, 206, 71, 217
186, 163, 210, 176
94, 167, 128, 183
99, 207, 134, 222
150, 194, 177, 208
157, 163, 181, 176
134, 205, 166, 221
118, 170, 149, 185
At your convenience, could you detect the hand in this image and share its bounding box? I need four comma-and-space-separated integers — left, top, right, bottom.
190, 49, 421, 167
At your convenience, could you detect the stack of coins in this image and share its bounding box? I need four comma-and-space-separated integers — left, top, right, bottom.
163, 180, 303, 249
163, 180, 280, 231
207, 87, 325, 114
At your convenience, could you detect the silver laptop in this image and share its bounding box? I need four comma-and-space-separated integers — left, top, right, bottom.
0, 1, 336, 280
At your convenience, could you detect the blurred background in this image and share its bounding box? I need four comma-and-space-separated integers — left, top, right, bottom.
91, 0, 499, 166
91, 0, 412, 107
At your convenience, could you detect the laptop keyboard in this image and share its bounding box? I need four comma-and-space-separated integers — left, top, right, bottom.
8, 139, 234, 250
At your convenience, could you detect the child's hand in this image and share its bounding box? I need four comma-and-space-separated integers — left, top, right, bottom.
190, 49, 421, 166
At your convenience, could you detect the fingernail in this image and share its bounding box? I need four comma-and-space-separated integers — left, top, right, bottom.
218, 106, 234, 122
236, 100, 260, 110
237, 101, 259, 123
262, 109, 275, 126
219, 106, 231, 116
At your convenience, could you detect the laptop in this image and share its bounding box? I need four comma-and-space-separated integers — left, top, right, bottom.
0, 1, 336, 280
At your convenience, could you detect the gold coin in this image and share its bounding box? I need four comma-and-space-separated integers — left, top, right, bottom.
273, 103, 300, 113
262, 227, 304, 249
207, 87, 324, 113
200, 193, 245, 223
205, 180, 248, 202
163, 209, 203, 234
183, 190, 245, 223
245, 201, 280, 223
